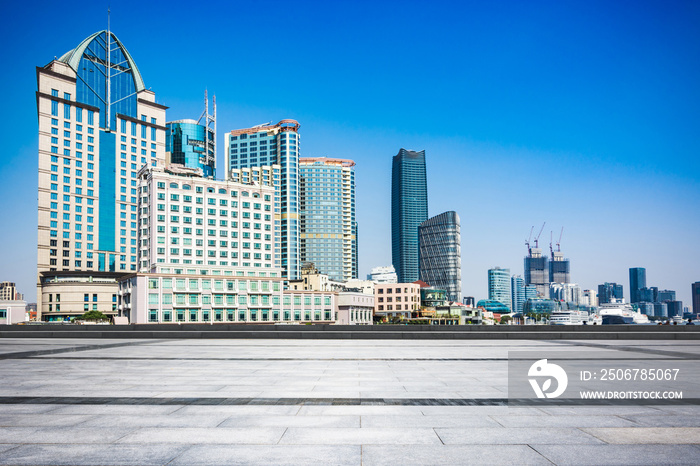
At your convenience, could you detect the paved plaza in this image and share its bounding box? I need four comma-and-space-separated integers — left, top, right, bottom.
0, 338, 698, 465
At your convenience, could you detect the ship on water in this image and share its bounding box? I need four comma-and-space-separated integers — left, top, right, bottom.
599, 302, 650, 324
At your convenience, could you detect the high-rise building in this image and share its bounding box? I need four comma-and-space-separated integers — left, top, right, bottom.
299, 157, 357, 281
639, 286, 658, 303
0, 282, 17, 301
598, 282, 624, 304
524, 285, 539, 302
693, 282, 700, 315
637, 302, 654, 316
666, 300, 683, 318
368, 266, 398, 283
391, 148, 428, 283
581, 289, 598, 307
225, 120, 301, 279
550, 283, 581, 305
165, 92, 216, 178
629, 267, 646, 303
118, 164, 340, 325
657, 290, 676, 302
37, 30, 167, 320
418, 211, 461, 301
511, 275, 525, 313
653, 302, 668, 318
488, 267, 512, 311
549, 252, 570, 284
136, 164, 277, 274
524, 248, 549, 297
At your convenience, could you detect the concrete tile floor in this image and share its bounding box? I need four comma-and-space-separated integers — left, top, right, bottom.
0, 338, 697, 465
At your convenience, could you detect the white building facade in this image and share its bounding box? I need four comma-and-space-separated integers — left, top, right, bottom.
367, 266, 398, 283
0, 301, 28, 325
336, 291, 374, 325
119, 166, 337, 323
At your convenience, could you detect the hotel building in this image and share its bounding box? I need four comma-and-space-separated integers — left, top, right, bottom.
119, 165, 336, 323
36, 30, 167, 320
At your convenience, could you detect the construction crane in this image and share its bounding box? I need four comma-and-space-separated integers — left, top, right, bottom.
556, 227, 564, 252
549, 231, 554, 258
525, 226, 534, 255
534, 222, 546, 249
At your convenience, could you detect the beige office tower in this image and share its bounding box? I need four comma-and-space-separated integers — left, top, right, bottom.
298, 157, 358, 282
36, 30, 166, 321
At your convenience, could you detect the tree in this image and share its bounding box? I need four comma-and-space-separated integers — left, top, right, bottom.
500, 315, 512, 325
79, 310, 109, 321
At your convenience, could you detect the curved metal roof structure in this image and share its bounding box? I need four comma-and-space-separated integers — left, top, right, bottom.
58, 30, 145, 92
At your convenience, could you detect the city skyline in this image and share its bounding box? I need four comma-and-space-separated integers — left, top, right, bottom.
1, 1, 698, 305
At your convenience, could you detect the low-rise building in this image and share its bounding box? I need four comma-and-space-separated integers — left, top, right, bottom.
421, 287, 448, 307
344, 279, 375, 295
336, 291, 374, 325
118, 272, 338, 324
288, 263, 344, 292
374, 282, 420, 320
458, 305, 482, 325
39, 271, 121, 322
0, 300, 28, 324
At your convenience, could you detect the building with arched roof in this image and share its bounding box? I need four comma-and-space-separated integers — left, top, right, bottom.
36, 30, 168, 320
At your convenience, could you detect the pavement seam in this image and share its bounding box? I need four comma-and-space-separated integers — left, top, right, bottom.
526, 444, 556, 465
276, 427, 288, 445
214, 416, 229, 428
112, 429, 139, 444
577, 426, 609, 444
432, 428, 445, 445
163, 445, 192, 466
488, 414, 506, 427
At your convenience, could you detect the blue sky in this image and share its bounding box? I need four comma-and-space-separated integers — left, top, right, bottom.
0, 0, 698, 305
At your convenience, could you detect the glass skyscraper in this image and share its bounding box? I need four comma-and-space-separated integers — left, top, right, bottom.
299, 157, 357, 281
488, 267, 512, 311
225, 120, 300, 279
418, 211, 461, 301
511, 275, 525, 313
166, 92, 216, 178
598, 282, 624, 304
36, 30, 167, 320
166, 120, 215, 178
391, 148, 428, 283
629, 267, 646, 303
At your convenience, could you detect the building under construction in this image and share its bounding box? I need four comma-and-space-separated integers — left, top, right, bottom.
549, 227, 570, 284
524, 224, 549, 297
